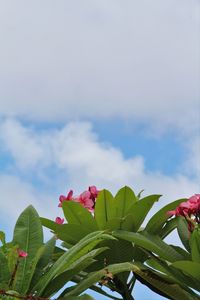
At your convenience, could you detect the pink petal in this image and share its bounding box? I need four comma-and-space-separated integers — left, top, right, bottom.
58, 190, 74, 207
66, 190, 73, 199
89, 186, 99, 198
167, 210, 176, 217
18, 249, 28, 258
55, 217, 64, 224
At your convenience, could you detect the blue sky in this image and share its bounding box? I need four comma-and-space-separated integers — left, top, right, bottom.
0, 1, 199, 299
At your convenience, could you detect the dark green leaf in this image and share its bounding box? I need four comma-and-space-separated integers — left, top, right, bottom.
29, 237, 56, 289
63, 262, 135, 298
177, 217, 191, 252
132, 262, 198, 300
159, 218, 177, 239
171, 261, 200, 283
190, 228, 200, 263
43, 247, 103, 298
32, 231, 115, 296
113, 230, 184, 262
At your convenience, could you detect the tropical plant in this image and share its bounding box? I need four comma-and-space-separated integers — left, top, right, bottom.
2, 187, 199, 300
40, 186, 170, 299
0, 205, 114, 300
42, 186, 200, 300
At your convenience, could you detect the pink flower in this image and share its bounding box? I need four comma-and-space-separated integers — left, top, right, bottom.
187, 194, 200, 214
89, 186, 99, 200
58, 186, 100, 212
58, 190, 73, 207
55, 217, 64, 224
167, 194, 200, 231
77, 190, 94, 211
18, 249, 28, 258
168, 201, 191, 217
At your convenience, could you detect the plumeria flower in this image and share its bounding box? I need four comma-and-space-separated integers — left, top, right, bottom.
167, 201, 191, 217
77, 190, 94, 211
18, 249, 28, 258
58, 185, 100, 212
55, 217, 64, 224
89, 186, 99, 200
167, 194, 200, 232
58, 190, 73, 207
168, 194, 200, 218
187, 194, 200, 214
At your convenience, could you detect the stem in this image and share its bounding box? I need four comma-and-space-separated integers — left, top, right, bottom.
121, 290, 135, 300
113, 277, 135, 300
0, 290, 49, 300
9, 260, 19, 288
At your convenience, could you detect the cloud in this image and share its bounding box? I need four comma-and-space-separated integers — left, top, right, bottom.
0, 0, 199, 135
0, 119, 199, 229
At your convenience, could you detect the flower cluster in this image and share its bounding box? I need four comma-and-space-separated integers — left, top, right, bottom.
55, 186, 100, 224
167, 194, 200, 231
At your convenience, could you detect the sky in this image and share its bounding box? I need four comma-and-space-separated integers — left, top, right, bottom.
0, 1, 199, 299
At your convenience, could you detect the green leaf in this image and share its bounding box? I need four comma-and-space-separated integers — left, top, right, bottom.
102, 218, 122, 231
171, 261, 200, 283
115, 186, 137, 219
146, 198, 186, 234
62, 201, 98, 231
92, 238, 135, 284
43, 247, 107, 297
112, 230, 184, 262
29, 237, 56, 289
131, 262, 198, 300
159, 218, 177, 239
7, 245, 18, 273
170, 246, 191, 260
12, 205, 43, 294
190, 228, 200, 263
43, 261, 93, 297
0, 231, 6, 245
41, 218, 91, 244
177, 217, 191, 252
63, 262, 135, 298
32, 231, 115, 296
103, 215, 137, 231
146, 256, 196, 291
146, 258, 173, 275
126, 194, 161, 231
94, 189, 116, 229
0, 249, 10, 284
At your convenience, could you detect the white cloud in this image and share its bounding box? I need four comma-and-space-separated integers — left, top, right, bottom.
0, 173, 61, 241
0, 175, 40, 219
0, 0, 199, 135
0, 119, 51, 170
0, 119, 199, 229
